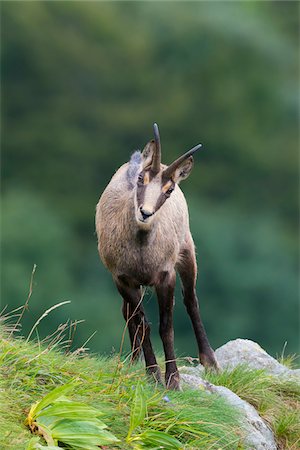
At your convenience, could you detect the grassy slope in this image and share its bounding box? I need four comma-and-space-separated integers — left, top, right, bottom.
0, 327, 299, 450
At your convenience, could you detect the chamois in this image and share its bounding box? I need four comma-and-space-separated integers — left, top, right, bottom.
95, 123, 218, 389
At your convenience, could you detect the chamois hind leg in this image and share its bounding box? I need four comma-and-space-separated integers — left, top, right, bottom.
177, 239, 219, 371
115, 276, 162, 383
155, 270, 180, 390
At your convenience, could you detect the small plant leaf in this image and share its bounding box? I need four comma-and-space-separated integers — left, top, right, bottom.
128, 381, 147, 438
27, 381, 77, 424
132, 430, 183, 449
36, 447, 61, 450
27, 441, 61, 450
49, 417, 115, 436
37, 400, 104, 419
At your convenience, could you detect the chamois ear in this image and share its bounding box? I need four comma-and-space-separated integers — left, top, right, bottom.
172, 156, 194, 183
141, 140, 156, 169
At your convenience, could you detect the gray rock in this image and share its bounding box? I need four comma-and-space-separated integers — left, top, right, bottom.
210, 386, 277, 449
179, 364, 205, 377
180, 371, 277, 449
215, 338, 300, 380
179, 339, 300, 448
180, 373, 213, 392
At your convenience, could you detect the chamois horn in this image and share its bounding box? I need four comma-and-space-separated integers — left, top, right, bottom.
151, 123, 161, 174
163, 143, 202, 179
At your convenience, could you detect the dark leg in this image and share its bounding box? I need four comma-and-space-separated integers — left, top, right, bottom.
155, 270, 180, 390
122, 300, 142, 361
177, 239, 219, 370
115, 276, 162, 383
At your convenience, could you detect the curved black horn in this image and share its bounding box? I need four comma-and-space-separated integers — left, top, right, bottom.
163, 143, 202, 179
151, 123, 161, 174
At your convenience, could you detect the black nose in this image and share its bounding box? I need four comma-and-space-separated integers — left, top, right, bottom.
140, 207, 153, 220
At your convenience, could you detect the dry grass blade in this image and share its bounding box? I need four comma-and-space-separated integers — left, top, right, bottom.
9, 264, 37, 337
26, 301, 71, 343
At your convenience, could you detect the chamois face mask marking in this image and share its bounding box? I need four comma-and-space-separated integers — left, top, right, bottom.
135, 170, 175, 228
131, 123, 200, 229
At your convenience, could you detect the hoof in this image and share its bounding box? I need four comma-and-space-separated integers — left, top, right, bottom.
147, 365, 162, 384
200, 351, 220, 372
166, 371, 181, 390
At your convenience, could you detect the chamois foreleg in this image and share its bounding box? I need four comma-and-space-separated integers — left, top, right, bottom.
177, 242, 219, 371
155, 270, 180, 390
115, 277, 162, 383
122, 300, 142, 361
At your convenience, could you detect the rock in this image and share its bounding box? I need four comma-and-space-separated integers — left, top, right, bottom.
179, 364, 205, 377
180, 373, 213, 392
212, 386, 277, 450
179, 339, 299, 448
180, 371, 277, 449
215, 339, 300, 380
210, 386, 277, 450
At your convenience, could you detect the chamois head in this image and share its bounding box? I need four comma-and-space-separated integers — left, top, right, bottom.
133, 123, 202, 228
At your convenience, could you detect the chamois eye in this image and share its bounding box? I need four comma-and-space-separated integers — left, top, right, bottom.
166, 187, 174, 196
138, 173, 144, 184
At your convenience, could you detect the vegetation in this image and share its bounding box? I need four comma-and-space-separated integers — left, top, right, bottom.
1, 1, 299, 357
0, 323, 243, 449
25, 382, 120, 449
0, 305, 299, 449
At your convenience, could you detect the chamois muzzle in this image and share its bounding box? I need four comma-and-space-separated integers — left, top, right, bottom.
140, 207, 154, 221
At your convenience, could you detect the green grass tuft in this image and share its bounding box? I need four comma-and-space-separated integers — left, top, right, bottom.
277, 353, 299, 370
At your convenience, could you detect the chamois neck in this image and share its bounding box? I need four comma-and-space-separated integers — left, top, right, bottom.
136, 228, 151, 246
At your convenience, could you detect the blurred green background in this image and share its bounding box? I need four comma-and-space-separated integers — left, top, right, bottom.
1, 1, 299, 358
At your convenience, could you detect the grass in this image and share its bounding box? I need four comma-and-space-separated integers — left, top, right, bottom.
0, 302, 299, 449
0, 320, 243, 449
